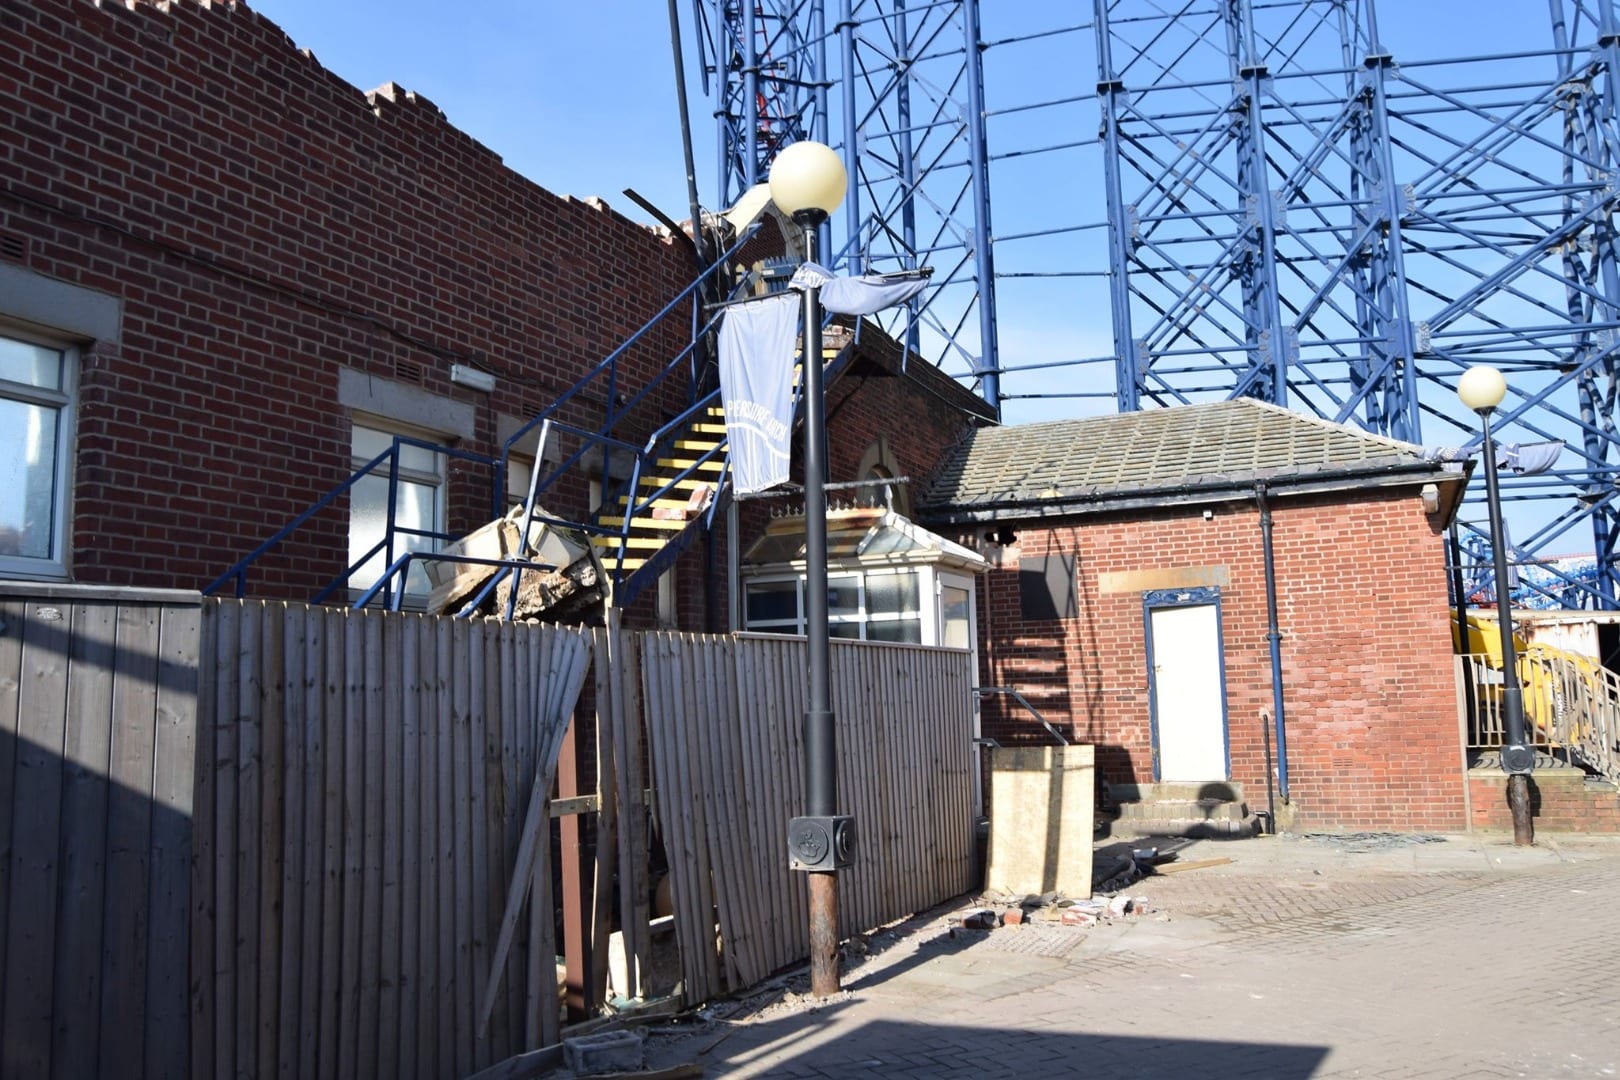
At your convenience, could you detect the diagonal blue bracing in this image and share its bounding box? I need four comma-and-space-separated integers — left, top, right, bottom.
695, 0, 1620, 609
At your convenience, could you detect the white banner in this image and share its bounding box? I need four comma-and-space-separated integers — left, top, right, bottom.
717, 294, 800, 494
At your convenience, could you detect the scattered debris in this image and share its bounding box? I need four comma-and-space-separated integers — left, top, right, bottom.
564, 1028, 644, 1076
1149, 857, 1233, 876
1301, 832, 1448, 852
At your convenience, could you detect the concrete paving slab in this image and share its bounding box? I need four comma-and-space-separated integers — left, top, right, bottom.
640, 832, 1620, 1078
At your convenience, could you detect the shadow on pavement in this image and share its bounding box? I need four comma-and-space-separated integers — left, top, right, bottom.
683, 1012, 1331, 1078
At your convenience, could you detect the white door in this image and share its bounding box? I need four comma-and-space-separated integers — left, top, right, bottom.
1148, 603, 1228, 781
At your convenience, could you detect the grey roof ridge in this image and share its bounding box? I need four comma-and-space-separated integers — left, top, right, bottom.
922, 454, 1451, 523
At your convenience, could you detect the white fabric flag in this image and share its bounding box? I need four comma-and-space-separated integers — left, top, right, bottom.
789, 261, 931, 315
717, 293, 801, 494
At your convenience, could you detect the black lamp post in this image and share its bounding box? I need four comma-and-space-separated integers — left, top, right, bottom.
769, 140, 855, 996
1458, 364, 1535, 845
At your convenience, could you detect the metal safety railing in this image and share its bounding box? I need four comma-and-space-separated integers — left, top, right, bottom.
1459, 649, 1620, 785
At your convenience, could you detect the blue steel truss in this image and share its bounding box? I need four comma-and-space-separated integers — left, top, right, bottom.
692, 0, 1620, 609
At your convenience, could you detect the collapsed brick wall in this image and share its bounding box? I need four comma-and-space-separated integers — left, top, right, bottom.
2, 0, 696, 597
977, 489, 1467, 832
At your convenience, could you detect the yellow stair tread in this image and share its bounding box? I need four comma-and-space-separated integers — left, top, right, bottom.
655, 458, 724, 471
597, 515, 690, 530
637, 476, 712, 490
590, 535, 666, 550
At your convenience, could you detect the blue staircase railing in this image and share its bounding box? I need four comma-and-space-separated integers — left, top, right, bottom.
206, 226, 763, 613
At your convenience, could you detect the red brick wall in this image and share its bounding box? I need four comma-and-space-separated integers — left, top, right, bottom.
1469, 773, 1620, 832
976, 489, 1467, 832
2, 0, 696, 595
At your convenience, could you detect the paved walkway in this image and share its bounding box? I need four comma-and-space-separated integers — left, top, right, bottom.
641, 833, 1620, 1078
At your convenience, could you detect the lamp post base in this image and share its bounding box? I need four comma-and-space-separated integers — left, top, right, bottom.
808, 871, 840, 997
1508, 773, 1534, 846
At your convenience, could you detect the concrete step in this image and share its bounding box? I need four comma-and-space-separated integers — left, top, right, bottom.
1108, 782, 1259, 838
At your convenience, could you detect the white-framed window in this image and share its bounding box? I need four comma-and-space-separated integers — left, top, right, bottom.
348, 421, 446, 600
0, 328, 76, 581
745, 568, 925, 644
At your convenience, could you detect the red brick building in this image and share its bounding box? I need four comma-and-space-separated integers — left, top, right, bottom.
919, 399, 1473, 833
0, 0, 990, 627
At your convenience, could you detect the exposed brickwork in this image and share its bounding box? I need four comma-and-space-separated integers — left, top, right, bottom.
1469, 772, 1620, 832
2, 0, 695, 597
972, 489, 1467, 832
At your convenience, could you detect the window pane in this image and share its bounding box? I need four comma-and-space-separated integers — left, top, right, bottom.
829, 622, 862, 640
352, 425, 440, 476
0, 337, 62, 391
827, 576, 861, 617
941, 584, 972, 649
866, 571, 919, 616
350, 472, 437, 595
746, 581, 799, 624
867, 618, 922, 644
0, 398, 60, 559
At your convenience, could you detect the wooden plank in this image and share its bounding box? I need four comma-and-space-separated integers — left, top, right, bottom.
378, 611, 406, 1080
146, 602, 201, 1080
611, 621, 650, 1002
317, 607, 346, 1080
434, 616, 458, 1079
277, 603, 308, 1080
234, 602, 264, 1076
732, 639, 777, 973
2, 601, 71, 1077
397, 614, 424, 1080
212, 599, 242, 1080
418, 614, 445, 1080
190, 600, 219, 1080
700, 637, 753, 988
357, 611, 385, 1080
451, 619, 477, 1077
338, 609, 367, 1080
99, 601, 162, 1073
257, 602, 287, 1080
0, 598, 23, 1056
297, 606, 328, 1080
531, 785, 560, 1050
494, 619, 520, 1052
589, 627, 617, 1009
468, 621, 494, 1071
649, 633, 717, 1003
50, 600, 116, 1079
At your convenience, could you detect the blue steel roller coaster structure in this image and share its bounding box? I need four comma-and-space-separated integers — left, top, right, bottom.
687, 0, 1620, 609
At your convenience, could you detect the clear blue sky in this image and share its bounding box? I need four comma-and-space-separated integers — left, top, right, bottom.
247, 1, 705, 224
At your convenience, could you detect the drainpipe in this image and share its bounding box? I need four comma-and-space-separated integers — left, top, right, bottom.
1255, 483, 1291, 805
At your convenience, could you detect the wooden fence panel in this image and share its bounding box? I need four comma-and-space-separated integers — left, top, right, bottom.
0, 585, 201, 1080
641, 633, 977, 1005
189, 600, 591, 1080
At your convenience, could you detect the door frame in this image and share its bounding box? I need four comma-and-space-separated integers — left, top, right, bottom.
1143, 586, 1231, 782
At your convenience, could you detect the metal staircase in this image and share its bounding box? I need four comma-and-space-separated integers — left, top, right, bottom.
205, 233, 859, 618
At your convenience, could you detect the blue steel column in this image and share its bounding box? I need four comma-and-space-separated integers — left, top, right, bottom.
962, 0, 1001, 412
1573, 0, 1620, 606
743, 5, 762, 188
894, 1, 920, 355
1351, 2, 1421, 443
838, 0, 862, 272
1226, 0, 1289, 406
1095, 0, 1142, 412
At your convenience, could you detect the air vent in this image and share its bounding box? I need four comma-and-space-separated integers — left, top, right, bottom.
394, 359, 424, 384
0, 232, 26, 262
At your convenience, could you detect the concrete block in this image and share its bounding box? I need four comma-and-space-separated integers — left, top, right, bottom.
564, 1029, 643, 1076
985, 745, 1094, 899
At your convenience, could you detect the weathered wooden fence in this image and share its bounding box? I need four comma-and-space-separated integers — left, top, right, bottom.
0, 585, 201, 1080
1, 590, 979, 1079
640, 631, 977, 1004
191, 601, 591, 1080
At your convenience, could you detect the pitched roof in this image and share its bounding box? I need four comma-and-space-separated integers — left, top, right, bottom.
919, 398, 1463, 523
